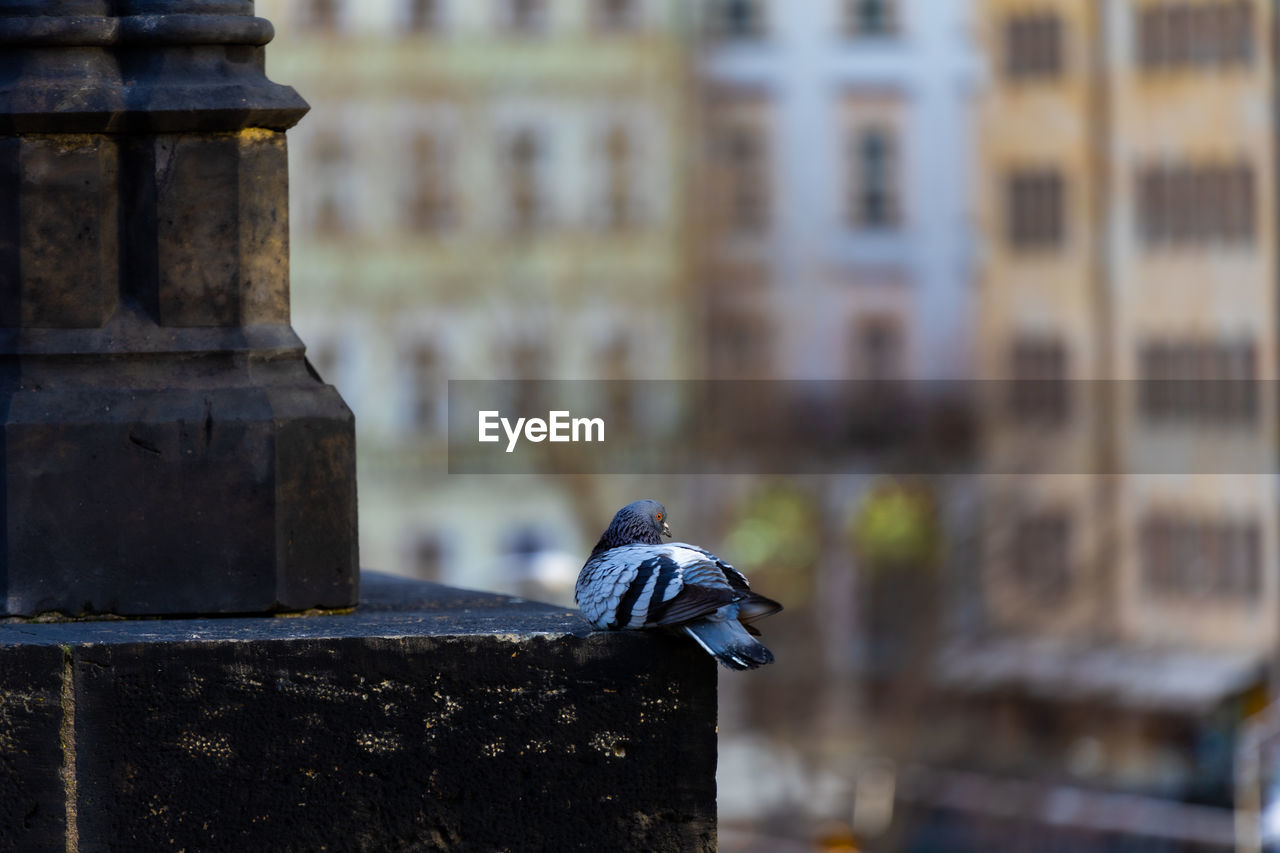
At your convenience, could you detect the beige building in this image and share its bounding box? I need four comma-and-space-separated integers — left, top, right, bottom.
940, 0, 1278, 843
256, 0, 697, 600
978, 0, 1276, 655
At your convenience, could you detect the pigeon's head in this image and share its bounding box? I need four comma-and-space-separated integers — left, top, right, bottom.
612, 499, 671, 543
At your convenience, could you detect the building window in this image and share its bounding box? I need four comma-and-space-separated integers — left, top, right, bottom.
850, 127, 899, 228
595, 0, 639, 32
602, 125, 635, 230
719, 126, 769, 233
504, 0, 548, 34
508, 340, 549, 414
302, 0, 342, 33
1013, 512, 1071, 602
1006, 169, 1065, 250
505, 129, 544, 231
711, 312, 770, 378
503, 526, 551, 592
1142, 515, 1261, 600
407, 132, 455, 233
600, 338, 633, 432
1008, 337, 1069, 423
1137, 161, 1255, 247
410, 534, 445, 582
406, 0, 440, 33
312, 132, 351, 236
1138, 1, 1253, 70
713, 0, 765, 39
1139, 339, 1257, 424
853, 316, 903, 381
407, 343, 440, 434
847, 0, 896, 36
1005, 13, 1063, 78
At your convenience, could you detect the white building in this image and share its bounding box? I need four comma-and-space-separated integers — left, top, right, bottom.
698, 0, 978, 381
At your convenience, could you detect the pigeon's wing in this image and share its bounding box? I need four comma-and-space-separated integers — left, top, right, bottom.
647, 586, 741, 627
678, 544, 758, 591
576, 549, 641, 629
578, 543, 781, 630
644, 545, 748, 627
577, 544, 712, 630
673, 544, 784, 624
578, 544, 739, 629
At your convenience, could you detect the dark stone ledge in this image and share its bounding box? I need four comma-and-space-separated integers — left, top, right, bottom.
0, 321, 305, 357
0, 15, 274, 47
0, 573, 719, 852
0, 2, 257, 17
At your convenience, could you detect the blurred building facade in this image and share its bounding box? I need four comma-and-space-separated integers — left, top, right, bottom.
696, 0, 977, 382
978, 0, 1276, 652
258, 0, 697, 599
946, 0, 1277, 846
248, 0, 1280, 849
689, 1, 988, 846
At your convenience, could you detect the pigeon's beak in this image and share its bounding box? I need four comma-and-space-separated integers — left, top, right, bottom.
662, 522, 672, 538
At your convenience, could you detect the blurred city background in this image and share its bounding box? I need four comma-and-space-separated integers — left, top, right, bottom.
256, 0, 1280, 849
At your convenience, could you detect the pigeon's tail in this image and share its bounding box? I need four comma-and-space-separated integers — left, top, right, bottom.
682, 619, 774, 671
737, 592, 783, 624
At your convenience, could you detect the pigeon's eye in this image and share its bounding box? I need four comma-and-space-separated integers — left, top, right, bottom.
655, 512, 664, 522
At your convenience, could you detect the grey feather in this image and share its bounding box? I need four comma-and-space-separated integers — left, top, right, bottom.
683, 618, 774, 671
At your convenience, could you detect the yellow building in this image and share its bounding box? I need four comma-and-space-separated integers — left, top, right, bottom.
918, 2, 1280, 842
256, 0, 697, 599
978, 0, 1276, 655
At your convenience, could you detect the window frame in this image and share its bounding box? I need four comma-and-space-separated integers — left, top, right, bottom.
846, 0, 897, 38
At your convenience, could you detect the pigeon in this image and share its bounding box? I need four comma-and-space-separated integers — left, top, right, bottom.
576, 499, 782, 670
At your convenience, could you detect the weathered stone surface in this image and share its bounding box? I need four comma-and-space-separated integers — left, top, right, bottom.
0, 574, 719, 852
0, 135, 119, 328
0, 4, 308, 135
153, 131, 291, 326
0, 2, 356, 615
0, 643, 65, 853
0, 369, 356, 616
17, 136, 119, 328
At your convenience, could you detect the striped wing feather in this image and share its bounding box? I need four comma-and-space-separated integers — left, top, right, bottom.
672, 545, 783, 625
577, 543, 783, 631
647, 583, 740, 626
